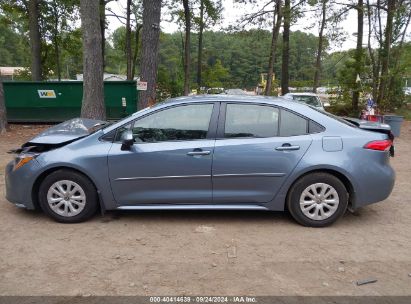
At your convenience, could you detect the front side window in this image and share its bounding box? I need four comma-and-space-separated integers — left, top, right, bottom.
224, 104, 279, 138
129, 104, 214, 143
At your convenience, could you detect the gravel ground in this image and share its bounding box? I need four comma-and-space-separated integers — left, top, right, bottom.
0, 122, 410, 296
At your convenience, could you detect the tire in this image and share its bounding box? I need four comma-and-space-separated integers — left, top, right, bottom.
286, 173, 348, 227
38, 169, 98, 223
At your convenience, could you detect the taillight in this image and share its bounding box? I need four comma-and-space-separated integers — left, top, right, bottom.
364, 140, 392, 151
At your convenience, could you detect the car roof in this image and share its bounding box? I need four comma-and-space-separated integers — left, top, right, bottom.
142, 94, 318, 115
160, 94, 287, 105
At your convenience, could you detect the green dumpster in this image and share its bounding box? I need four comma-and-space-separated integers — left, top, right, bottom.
4, 81, 138, 122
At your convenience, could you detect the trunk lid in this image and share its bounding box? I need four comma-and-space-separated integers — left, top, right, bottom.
343, 117, 392, 136
343, 117, 395, 156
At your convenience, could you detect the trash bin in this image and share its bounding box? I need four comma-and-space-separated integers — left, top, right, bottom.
383, 115, 404, 137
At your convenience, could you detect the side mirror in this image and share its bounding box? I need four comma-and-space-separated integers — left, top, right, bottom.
121, 130, 134, 151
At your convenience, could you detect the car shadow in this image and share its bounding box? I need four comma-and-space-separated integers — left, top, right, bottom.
97, 207, 382, 229
13, 204, 380, 228
99, 209, 290, 225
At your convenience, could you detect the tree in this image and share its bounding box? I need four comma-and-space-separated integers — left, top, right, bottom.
49, 1, 63, 80
130, 1, 144, 80
312, 0, 327, 93
376, 0, 394, 106
234, 0, 284, 95
196, 0, 205, 92
1, 0, 83, 80
80, 0, 105, 120
28, 0, 42, 80
125, 0, 133, 80
202, 59, 229, 87
157, 32, 184, 97
0, 16, 30, 66
139, 0, 162, 108
154, 29, 323, 93
352, 0, 363, 113
131, 24, 143, 79
182, 0, 191, 95
366, 0, 378, 99
365, 0, 411, 109
99, 0, 117, 69
281, 0, 290, 95
194, 0, 223, 92
127, 0, 143, 80
265, 0, 282, 95
0, 81, 8, 134
43, 0, 79, 81
384, 0, 411, 108
309, 0, 346, 92
105, 1, 143, 78
60, 28, 83, 79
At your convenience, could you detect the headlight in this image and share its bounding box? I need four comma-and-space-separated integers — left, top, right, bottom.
13, 154, 37, 171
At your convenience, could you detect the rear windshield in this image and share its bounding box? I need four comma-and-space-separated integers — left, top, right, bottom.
310, 107, 357, 128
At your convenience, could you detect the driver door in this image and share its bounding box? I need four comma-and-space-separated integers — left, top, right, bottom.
107, 103, 218, 205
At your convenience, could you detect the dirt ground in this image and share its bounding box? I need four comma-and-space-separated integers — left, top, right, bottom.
0, 122, 410, 296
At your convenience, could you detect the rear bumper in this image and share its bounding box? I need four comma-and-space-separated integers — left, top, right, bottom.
5, 160, 41, 210
353, 162, 395, 209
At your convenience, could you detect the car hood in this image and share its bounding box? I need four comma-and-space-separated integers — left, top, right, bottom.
27, 118, 107, 145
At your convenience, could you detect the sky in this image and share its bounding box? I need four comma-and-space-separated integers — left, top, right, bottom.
105, 0, 406, 52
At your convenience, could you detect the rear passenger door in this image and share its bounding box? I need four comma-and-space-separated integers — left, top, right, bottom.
212, 103, 313, 204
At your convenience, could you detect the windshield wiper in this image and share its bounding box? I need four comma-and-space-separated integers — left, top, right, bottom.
89, 122, 111, 133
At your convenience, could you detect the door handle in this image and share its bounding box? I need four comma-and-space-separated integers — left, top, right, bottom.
275, 144, 300, 151
187, 150, 211, 156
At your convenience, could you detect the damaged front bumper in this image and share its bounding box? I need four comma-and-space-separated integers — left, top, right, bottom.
5, 158, 42, 210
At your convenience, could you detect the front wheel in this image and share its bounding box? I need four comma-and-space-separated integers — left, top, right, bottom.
38, 170, 98, 223
287, 173, 348, 227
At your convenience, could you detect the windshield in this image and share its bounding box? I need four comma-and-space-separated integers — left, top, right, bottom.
292, 95, 322, 107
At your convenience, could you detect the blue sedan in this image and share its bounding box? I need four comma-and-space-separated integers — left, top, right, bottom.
5, 95, 395, 226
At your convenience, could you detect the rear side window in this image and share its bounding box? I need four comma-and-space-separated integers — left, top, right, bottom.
309, 120, 325, 133
224, 104, 279, 138
279, 109, 308, 136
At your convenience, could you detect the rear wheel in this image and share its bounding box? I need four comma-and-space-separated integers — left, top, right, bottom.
287, 173, 348, 227
38, 170, 98, 223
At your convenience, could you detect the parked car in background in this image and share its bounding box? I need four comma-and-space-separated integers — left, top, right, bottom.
5, 95, 395, 227
316, 87, 328, 94
207, 87, 225, 94
225, 89, 248, 95
283, 92, 326, 110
